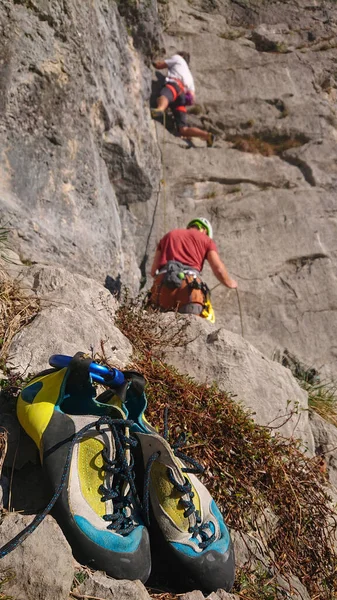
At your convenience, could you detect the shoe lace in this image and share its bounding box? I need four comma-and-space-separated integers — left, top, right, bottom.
143, 410, 215, 550
96, 416, 140, 536
0, 415, 140, 558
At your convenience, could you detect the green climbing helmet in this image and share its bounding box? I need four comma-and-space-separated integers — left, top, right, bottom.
187, 217, 213, 239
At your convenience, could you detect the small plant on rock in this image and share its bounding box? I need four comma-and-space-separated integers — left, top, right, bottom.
0, 271, 40, 368
280, 349, 337, 428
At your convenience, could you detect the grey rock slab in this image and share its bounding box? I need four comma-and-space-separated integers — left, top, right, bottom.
1, 0, 336, 388
8, 304, 131, 376
231, 529, 273, 569
207, 592, 240, 600
180, 593, 205, 600
161, 316, 314, 453
76, 570, 152, 599
0, 0, 161, 292
153, 130, 308, 190
23, 264, 120, 316
0, 513, 74, 600
230, 509, 278, 568
7, 265, 132, 375
284, 138, 337, 189
276, 574, 311, 600
146, 172, 337, 381
142, 0, 337, 384
250, 23, 304, 52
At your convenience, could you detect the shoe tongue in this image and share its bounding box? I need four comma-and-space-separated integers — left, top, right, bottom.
95, 390, 128, 418
104, 404, 127, 420
94, 400, 128, 419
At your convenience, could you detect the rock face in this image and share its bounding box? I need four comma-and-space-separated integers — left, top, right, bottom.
76, 571, 153, 600
7, 264, 132, 374
161, 314, 315, 452
0, 513, 74, 600
138, 0, 337, 380
0, 0, 161, 292
1, 0, 337, 377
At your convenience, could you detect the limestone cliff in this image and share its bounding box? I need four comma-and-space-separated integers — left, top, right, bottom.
143, 0, 337, 380
1, 0, 337, 380
0, 0, 161, 291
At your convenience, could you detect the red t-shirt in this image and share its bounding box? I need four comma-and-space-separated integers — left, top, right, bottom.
157, 228, 218, 272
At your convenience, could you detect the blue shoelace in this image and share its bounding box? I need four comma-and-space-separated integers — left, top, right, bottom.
98, 418, 140, 535
0, 415, 140, 558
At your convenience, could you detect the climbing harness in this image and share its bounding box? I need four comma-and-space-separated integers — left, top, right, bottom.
185, 90, 194, 106
166, 77, 187, 97
148, 261, 215, 321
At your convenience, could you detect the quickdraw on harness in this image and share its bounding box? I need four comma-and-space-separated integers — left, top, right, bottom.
185, 273, 215, 323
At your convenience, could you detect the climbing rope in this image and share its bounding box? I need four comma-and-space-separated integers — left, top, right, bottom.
210, 283, 244, 338
162, 111, 167, 234
153, 111, 168, 236
235, 287, 244, 339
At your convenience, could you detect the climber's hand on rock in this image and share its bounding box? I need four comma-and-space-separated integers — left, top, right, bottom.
225, 279, 238, 289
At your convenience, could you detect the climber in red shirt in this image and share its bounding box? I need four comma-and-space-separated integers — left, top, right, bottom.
148, 218, 237, 318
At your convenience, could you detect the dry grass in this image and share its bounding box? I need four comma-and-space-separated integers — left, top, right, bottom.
0, 569, 15, 600
0, 429, 8, 479
280, 349, 337, 429
227, 133, 306, 156
115, 295, 337, 600
0, 267, 40, 366
310, 394, 337, 428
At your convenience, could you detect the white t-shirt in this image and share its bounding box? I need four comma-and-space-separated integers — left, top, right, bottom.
164, 54, 195, 93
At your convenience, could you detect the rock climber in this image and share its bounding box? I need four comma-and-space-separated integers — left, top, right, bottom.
148, 218, 237, 320
151, 51, 215, 147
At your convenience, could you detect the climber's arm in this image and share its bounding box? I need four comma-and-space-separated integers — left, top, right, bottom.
207, 250, 237, 289
151, 249, 162, 277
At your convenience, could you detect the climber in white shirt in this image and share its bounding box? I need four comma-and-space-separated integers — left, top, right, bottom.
151, 51, 215, 148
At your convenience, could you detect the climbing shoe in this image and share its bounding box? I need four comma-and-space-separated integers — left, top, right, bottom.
207, 133, 216, 148
16, 352, 151, 582
108, 375, 235, 593
151, 108, 164, 119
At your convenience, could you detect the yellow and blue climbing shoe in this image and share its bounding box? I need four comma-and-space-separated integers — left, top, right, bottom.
16, 352, 151, 582
109, 375, 235, 593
